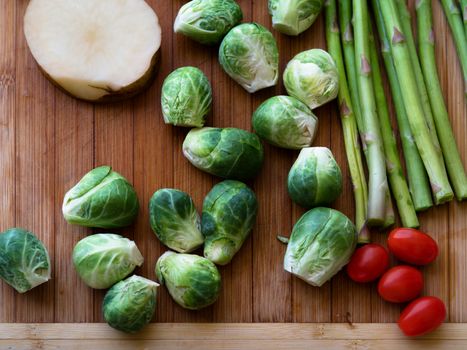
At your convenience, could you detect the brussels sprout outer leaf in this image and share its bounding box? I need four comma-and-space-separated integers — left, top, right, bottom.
202, 180, 258, 265
288, 147, 343, 208
161, 67, 212, 127
183, 127, 264, 180
174, 0, 243, 45
72, 234, 144, 289
219, 23, 279, 93
252, 95, 318, 150
0, 228, 51, 293
284, 207, 357, 286
149, 189, 204, 253
283, 48, 339, 109
155, 251, 221, 310
103, 275, 158, 333
62, 166, 139, 229
268, 0, 324, 36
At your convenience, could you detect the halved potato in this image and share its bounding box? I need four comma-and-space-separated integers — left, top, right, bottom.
24, 0, 162, 102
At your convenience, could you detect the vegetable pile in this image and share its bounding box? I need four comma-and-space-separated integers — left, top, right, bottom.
3, 0, 462, 337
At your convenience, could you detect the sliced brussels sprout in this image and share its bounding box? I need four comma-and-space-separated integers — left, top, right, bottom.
252, 95, 318, 150
268, 0, 324, 36
288, 147, 342, 208
283, 49, 339, 109
219, 23, 279, 93
73, 234, 144, 289
174, 0, 243, 45
202, 180, 257, 265
62, 166, 139, 229
161, 67, 212, 128
149, 188, 204, 253
283, 207, 357, 287
103, 275, 158, 333
183, 127, 264, 180
0, 228, 51, 293
156, 251, 221, 310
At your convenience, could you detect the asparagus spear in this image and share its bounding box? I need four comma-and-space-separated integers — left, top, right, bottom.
353, 0, 390, 226
372, 0, 433, 211
441, 0, 467, 96
338, 0, 363, 132
378, 0, 454, 204
395, 0, 440, 149
461, 0, 467, 35
417, 0, 467, 201
368, 32, 419, 228
325, 0, 369, 241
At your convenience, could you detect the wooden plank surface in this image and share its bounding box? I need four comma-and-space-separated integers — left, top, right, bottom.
0, 0, 466, 327
1, 323, 467, 349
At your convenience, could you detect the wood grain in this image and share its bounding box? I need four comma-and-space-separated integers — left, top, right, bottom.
0, 0, 466, 325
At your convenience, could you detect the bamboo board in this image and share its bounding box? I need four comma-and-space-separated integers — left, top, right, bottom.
0, 0, 466, 346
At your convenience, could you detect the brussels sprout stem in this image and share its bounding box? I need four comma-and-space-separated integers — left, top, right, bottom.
378, 0, 454, 204
368, 33, 419, 228
277, 235, 290, 245
416, 0, 467, 201
441, 0, 467, 96
325, 0, 369, 240
395, 0, 441, 146
353, 0, 390, 226
372, 0, 433, 212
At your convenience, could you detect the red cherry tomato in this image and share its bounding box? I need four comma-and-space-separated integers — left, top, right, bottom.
388, 228, 438, 265
378, 266, 423, 303
398, 296, 446, 337
346, 244, 390, 282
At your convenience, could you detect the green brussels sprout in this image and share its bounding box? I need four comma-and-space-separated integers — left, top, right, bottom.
268, 0, 324, 36
161, 67, 212, 128
0, 228, 50, 293
252, 95, 318, 150
283, 207, 357, 287
149, 188, 204, 253
73, 234, 144, 289
62, 166, 139, 229
156, 251, 221, 310
288, 147, 342, 208
103, 275, 158, 333
283, 49, 339, 109
174, 0, 243, 45
219, 23, 279, 93
202, 180, 257, 265
183, 127, 264, 180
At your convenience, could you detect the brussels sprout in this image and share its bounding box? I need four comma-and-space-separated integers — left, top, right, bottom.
252, 95, 318, 150
283, 207, 357, 287
103, 275, 158, 333
149, 189, 204, 253
174, 0, 243, 45
156, 251, 221, 310
62, 166, 139, 229
268, 0, 324, 36
288, 147, 342, 208
183, 127, 264, 180
283, 49, 339, 109
202, 180, 257, 265
73, 234, 144, 289
161, 67, 212, 128
219, 23, 279, 93
0, 228, 51, 293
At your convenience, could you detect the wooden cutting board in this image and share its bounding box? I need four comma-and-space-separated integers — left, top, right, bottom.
0, 0, 466, 346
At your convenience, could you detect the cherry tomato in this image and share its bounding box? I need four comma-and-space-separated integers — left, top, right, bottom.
346, 244, 389, 282
388, 228, 438, 265
377, 266, 423, 303
398, 296, 446, 336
